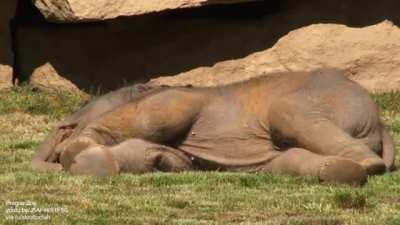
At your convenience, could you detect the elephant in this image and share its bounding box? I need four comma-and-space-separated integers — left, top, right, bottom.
32, 69, 396, 185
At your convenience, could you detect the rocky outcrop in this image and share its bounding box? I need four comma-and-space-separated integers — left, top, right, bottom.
0, 65, 13, 90
150, 21, 400, 92
30, 63, 88, 96
33, 0, 257, 22
16, 0, 400, 91
16, 6, 277, 92
0, 0, 17, 90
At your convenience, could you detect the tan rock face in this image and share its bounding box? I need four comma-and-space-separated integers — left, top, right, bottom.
0, 0, 17, 90
19, 0, 400, 92
30, 63, 88, 96
33, 0, 256, 22
150, 21, 400, 92
0, 65, 13, 90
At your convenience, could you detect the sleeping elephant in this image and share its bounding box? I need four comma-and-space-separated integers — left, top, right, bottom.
32, 69, 396, 185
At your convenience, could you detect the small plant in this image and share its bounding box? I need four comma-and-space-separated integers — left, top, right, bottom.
165, 198, 190, 209
333, 190, 367, 209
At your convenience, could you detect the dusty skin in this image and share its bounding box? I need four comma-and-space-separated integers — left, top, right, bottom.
32, 70, 396, 185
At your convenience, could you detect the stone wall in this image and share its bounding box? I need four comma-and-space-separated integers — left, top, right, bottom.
10, 0, 400, 92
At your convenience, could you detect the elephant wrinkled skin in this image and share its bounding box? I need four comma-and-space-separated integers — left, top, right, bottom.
32, 70, 396, 185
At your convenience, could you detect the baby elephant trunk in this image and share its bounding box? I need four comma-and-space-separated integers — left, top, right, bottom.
381, 129, 396, 171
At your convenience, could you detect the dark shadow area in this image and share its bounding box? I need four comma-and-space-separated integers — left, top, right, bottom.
164, 0, 279, 19
0, 0, 17, 83
13, 0, 400, 92
10, 0, 44, 83
9, 19, 18, 84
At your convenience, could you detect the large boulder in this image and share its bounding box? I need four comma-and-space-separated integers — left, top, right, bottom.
33, 0, 257, 22
0, 0, 17, 90
18, 0, 400, 92
150, 21, 400, 92
30, 63, 88, 96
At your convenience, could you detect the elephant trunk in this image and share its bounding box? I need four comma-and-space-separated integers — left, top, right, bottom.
381, 128, 396, 171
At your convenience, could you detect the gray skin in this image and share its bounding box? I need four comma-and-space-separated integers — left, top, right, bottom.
32, 69, 396, 185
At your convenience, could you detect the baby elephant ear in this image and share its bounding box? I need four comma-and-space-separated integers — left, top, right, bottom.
70, 147, 120, 176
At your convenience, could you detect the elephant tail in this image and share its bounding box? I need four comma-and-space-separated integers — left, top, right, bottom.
381, 128, 396, 171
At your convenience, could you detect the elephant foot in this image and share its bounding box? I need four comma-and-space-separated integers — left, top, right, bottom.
60, 137, 97, 170
70, 146, 120, 176
318, 158, 367, 186
359, 158, 386, 175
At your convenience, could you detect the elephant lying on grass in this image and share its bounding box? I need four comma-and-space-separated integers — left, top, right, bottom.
32, 69, 396, 185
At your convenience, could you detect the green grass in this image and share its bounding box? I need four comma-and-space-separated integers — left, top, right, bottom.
0, 88, 399, 225
372, 91, 400, 114
0, 86, 87, 120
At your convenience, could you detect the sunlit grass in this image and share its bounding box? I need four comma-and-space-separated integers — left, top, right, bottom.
0, 86, 88, 120
0, 88, 398, 225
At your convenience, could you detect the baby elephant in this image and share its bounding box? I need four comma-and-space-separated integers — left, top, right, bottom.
32, 69, 396, 185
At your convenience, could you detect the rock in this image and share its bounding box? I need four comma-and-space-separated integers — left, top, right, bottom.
30, 63, 88, 96
0, 0, 17, 90
33, 0, 257, 22
0, 65, 13, 90
150, 21, 400, 92
18, 1, 400, 92
16, 1, 280, 92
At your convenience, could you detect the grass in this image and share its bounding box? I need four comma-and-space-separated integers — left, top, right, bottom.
0, 86, 87, 120
372, 91, 400, 114
332, 190, 367, 209
0, 87, 399, 225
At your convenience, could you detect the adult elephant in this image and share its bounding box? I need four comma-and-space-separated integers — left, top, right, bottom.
32, 69, 396, 185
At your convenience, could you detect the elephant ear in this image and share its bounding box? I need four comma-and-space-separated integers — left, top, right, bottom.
179, 135, 279, 167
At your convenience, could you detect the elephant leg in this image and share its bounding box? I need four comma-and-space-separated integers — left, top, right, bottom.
269, 101, 386, 175
59, 89, 204, 170
109, 139, 193, 173
69, 138, 192, 176
262, 148, 367, 185
69, 145, 119, 176
58, 136, 99, 170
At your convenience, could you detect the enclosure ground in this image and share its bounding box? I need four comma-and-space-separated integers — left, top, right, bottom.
0, 87, 399, 225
